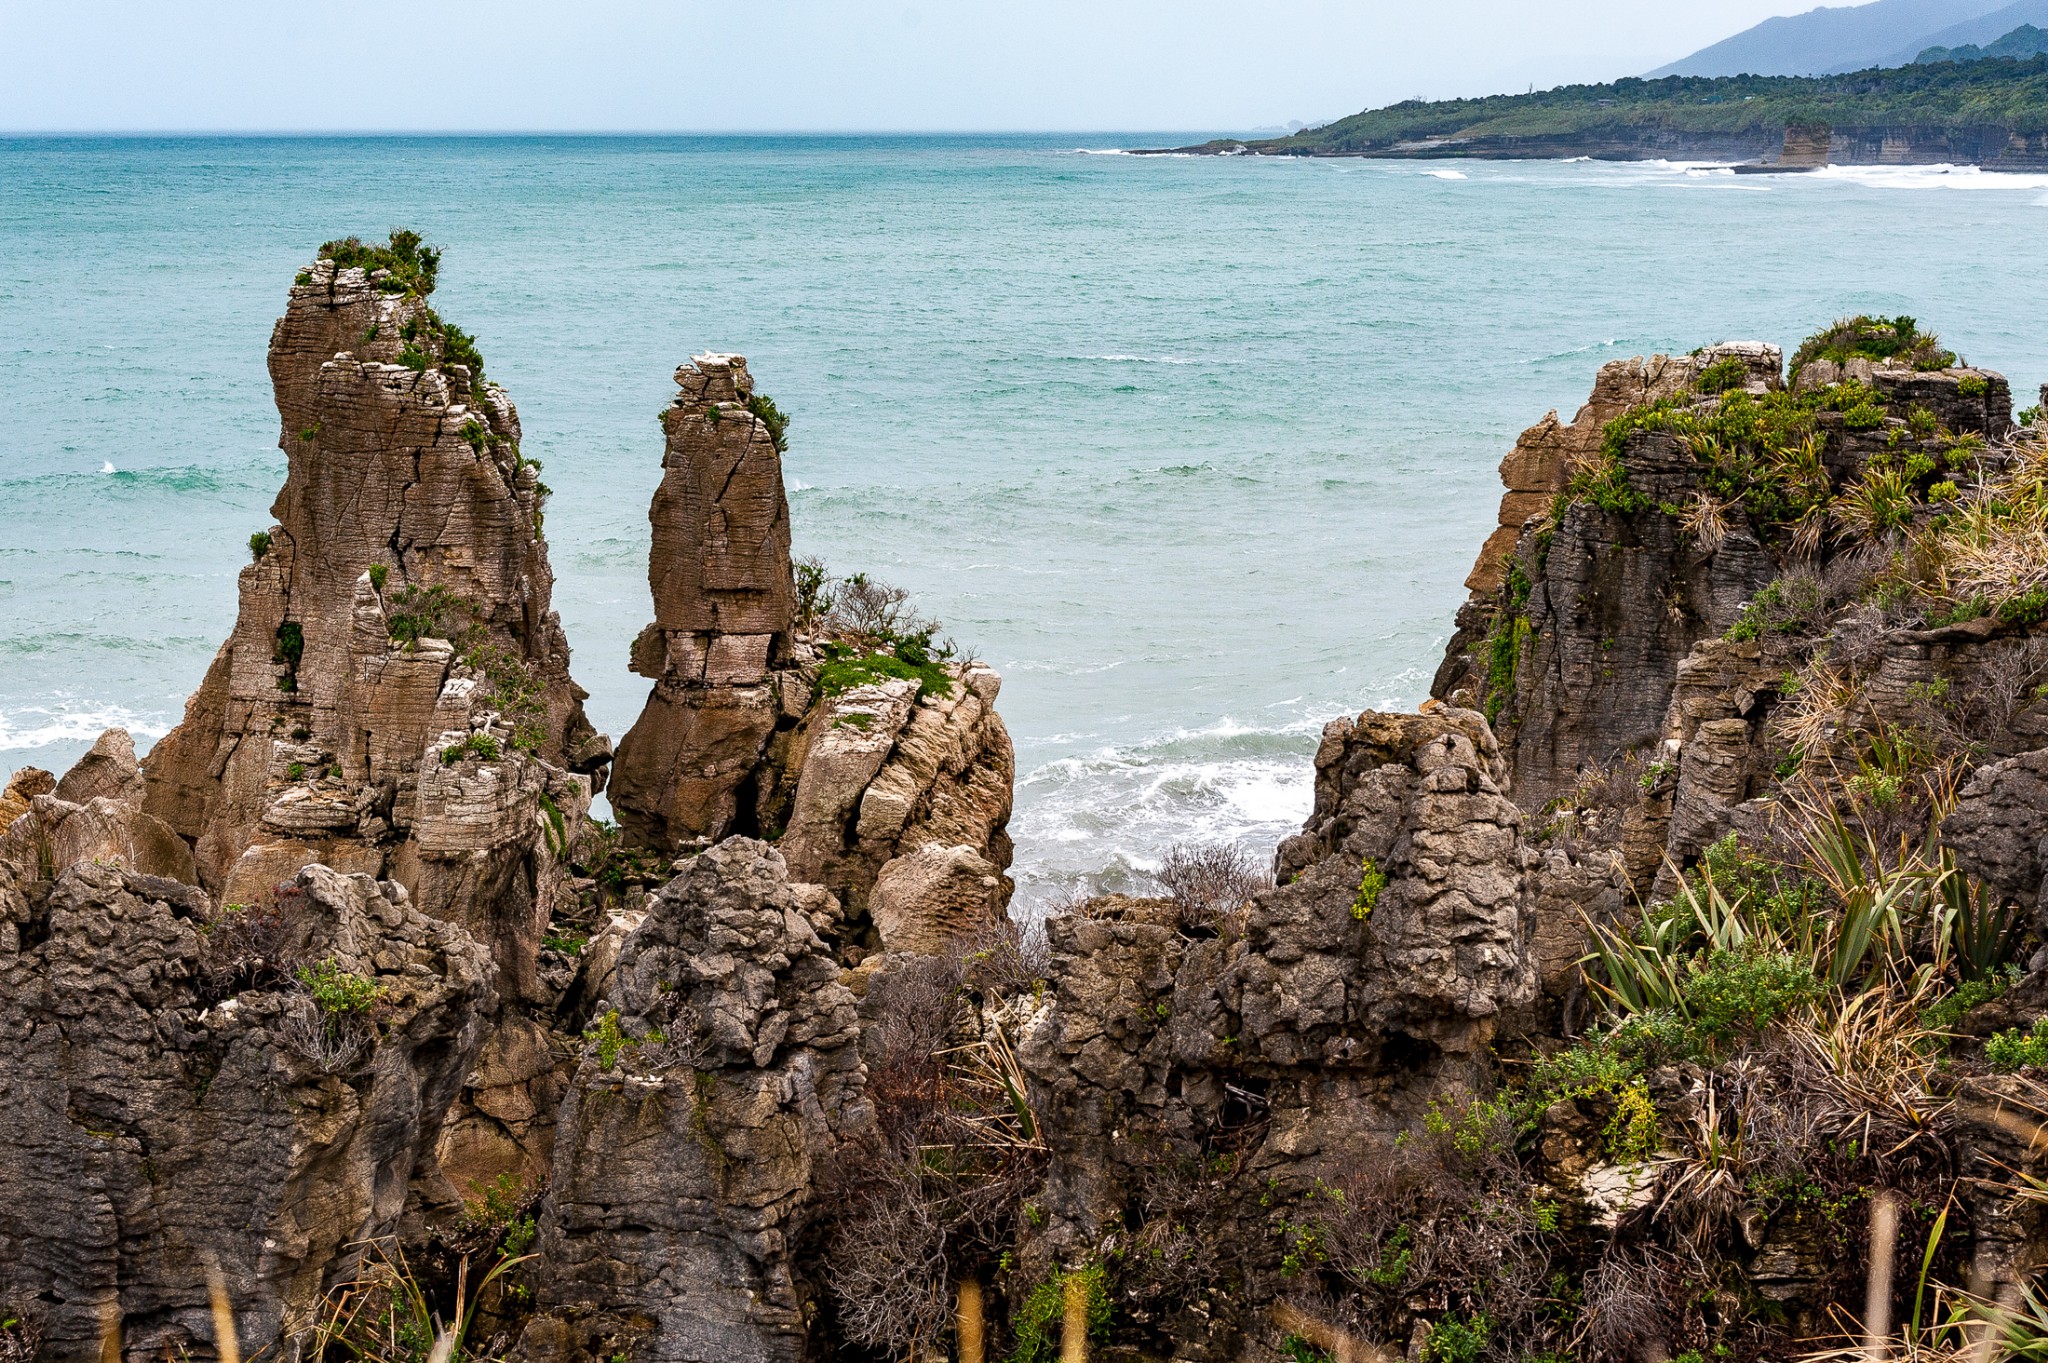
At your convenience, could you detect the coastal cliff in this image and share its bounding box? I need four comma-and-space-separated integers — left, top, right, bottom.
12, 241, 2048, 1363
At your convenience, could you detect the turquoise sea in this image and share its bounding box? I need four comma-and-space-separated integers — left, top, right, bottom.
5, 135, 2048, 909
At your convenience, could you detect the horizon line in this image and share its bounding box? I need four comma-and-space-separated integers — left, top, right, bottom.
0, 127, 1248, 139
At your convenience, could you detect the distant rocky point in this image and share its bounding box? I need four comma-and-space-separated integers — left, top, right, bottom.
1154, 57, 2048, 166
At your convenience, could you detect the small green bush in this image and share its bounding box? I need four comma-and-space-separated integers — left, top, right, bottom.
1997, 586, 2048, 626
249, 531, 272, 561
1423, 1313, 1491, 1363
298, 958, 383, 1015
746, 391, 791, 452
367, 562, 388, 592
1006, 1262, 1110, 1363
1987, 1018, 2048, 1071
1957, 374, 1989, 398
285, 762, 306, 781
1790, 314, 1956, 375
1351, 857, 1387, 921
320, 229, 440, 297
442, 732, 502, 766
1921, 967, 2017, 1033
274, 621, 304, 669
1697, 356, 1748, 394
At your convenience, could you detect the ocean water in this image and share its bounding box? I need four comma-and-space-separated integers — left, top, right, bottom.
5, 136, 2048, 911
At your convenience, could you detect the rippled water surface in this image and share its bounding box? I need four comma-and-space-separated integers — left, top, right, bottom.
5, 136, 2047, 909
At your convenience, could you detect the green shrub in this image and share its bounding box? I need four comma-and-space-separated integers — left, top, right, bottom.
1997, 586, 2048, 626
1790, 314, 1956, 375
274, 621, 304, 669
249, 530, 272, 561
1351, 857, 1388, 921
286, 762, 306, 781
1006, 1262, 1110, 1363
442, 732, 502, 766
1724, 575, 1824, 642
1841, 401, 1887, 431
1987, 1018, 2048, 1071
1697, 356, 1749, 394
1921, 966, 2017, 1032
386, 584, 471, 645
2020, 405, 2043, 428
320, 229, 440, 296
367, 563, 388, 592
816, 643, 954, 701
1957, 374, 1989, 398
298, 958, 383, 1015
746, 391, 791, 452
1423, 1312, 1490, 1363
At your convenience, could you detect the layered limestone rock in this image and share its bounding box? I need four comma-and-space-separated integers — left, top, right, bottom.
515, 839, 868, 1363
0, 856, 493, 1361
610, 355, 797, 850
141, 243, 606, 933
1436, 343, 2018, 831
1016, 706, 1594, 1334
609, 355, 1015, 956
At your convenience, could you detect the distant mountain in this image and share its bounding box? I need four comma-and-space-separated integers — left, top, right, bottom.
1647, 0, 2012, 77
1890, 0, 2048, 63
1920, 22, 2048, 61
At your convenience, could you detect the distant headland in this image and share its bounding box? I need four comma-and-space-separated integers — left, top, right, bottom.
1144, 55, 2048, 167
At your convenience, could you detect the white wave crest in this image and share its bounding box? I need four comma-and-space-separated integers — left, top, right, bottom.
0, 703, 170, 753
1425, 169, 1468, 180
1812, 163, 2048, 192
1072, 353, 1196, 365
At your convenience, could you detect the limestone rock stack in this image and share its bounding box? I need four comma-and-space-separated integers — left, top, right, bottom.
609, 355, 797, 850
139, 241, 607, 993
0, 857, 494, 1361
514, 840, 869, 1363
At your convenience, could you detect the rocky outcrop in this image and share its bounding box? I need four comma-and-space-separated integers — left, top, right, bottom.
610, 355, 796, 852
141, 244, 606, 925
608, 355, 1016, 957
1944, 748, 2048, 928
0, 857, 492, 1361
1015, 705, 1591, 1338
1436, 343, 2018, 825
515, 840, 868, 1363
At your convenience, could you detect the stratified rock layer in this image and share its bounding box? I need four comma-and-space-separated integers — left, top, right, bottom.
515, 840, 868, 1363
142, 252, 605, 921
0, 857, 492, 1361
608, 355, 1016, 956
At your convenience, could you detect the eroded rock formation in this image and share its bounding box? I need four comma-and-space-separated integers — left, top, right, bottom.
0, 852, 492, 1361
141, 244, 606, 926
515, 839, 868, 1363
609, 354, 1015, 958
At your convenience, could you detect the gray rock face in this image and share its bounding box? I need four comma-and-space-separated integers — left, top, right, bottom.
0, 860, 493, 1362
517, 839, 868, 1363
1018, 706, 1549, 1303
1944, 748, 2048, 925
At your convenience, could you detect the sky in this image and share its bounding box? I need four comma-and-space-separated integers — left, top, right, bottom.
1, 0, 1852, 132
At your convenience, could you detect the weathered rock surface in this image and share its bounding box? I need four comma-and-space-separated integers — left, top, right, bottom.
516, 839, 868, 1363
0, 859, 492, 1361
141, 249, 604, 911
1945, 748, 2048, 927
607, 354, 1016, 956
1017, 705, 1571, 1324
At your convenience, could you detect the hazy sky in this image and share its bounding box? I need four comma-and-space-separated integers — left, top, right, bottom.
1, 0, 1847, 132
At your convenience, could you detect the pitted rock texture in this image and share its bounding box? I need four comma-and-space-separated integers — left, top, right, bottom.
0, 860, 493, 1363
516, 839, 868, 1363
1944, 748, 2048, 929
607, 354, 1015, 954
1019, 706, 1552, 1299
142, 250, 604, 907
1435, 346, 2016, 816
